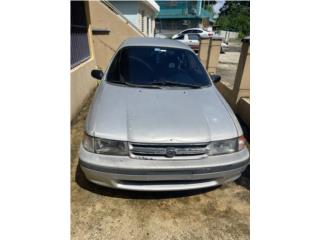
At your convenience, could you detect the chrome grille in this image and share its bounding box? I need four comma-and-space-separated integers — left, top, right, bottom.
129, 143, 209, 159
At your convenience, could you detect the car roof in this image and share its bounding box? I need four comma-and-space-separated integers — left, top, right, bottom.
120, 37, 192, 51
182, 28, 205, 31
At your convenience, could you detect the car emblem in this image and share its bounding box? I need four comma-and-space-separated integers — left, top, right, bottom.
166, 147, 176, 158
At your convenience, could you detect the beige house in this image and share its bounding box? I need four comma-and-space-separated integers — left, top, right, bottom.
109, 0, 160, 37
70, 1, 144, 121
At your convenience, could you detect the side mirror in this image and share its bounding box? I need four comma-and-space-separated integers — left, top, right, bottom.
91, 69, 104, 80
210, 74, 221, 83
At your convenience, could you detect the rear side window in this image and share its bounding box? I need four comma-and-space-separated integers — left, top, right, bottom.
193, 30, 203, 33
107, 46, 211, 87
182, 30, 192, 34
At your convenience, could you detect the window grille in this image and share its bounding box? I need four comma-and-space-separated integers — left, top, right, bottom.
71, 1, 90, 68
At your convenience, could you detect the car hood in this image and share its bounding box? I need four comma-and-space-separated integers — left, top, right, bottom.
86, 83, 238, 143
171, 34, 179, 39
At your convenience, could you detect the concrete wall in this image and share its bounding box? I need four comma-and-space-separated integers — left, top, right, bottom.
88, 1, 144, 70
216, 82, 234, 105
236, 97, 250, 126
71, 58, 97, 120
230, 38, 250, 106
110, 1, 158, 37
71, 1, 144, 120
216, 37, 250, 127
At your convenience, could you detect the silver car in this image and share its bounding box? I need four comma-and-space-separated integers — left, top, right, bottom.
80, 37, 249, 191
171, 28, 214, 39
175, 33, 200, 53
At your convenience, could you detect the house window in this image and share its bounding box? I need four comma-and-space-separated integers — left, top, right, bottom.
140, 11, 144, 33
71, 1, 90, 68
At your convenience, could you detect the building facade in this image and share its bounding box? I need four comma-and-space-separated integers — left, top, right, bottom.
155, 0, 215, 36
109, 1, 160, 37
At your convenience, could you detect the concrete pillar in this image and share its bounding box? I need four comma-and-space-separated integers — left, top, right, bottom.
231, 36, 250, 108
206, 37, 222, 74
198, 37, 222, 74
199, 38, 210, 68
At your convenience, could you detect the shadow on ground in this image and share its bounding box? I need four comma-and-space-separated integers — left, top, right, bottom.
235, 166, 250, 190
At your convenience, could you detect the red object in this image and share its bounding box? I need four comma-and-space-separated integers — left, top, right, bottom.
238, 136, 247, 150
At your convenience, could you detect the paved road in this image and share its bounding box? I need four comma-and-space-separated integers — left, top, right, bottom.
71, 93, 250, 240
217, 40, 242, 88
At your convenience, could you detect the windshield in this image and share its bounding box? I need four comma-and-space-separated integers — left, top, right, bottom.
106, 46, 211, 88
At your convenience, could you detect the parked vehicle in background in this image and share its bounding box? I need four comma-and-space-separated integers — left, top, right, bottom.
172, 28, 214, 39
175, 33, 228, 54
79, 37, 249, 191
174, 33, 200, 53
221, 42, 229, 53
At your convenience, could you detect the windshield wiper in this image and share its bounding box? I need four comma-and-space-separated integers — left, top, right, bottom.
123, 82, 162, 89
152, 81, 203, 89
110, 80, 202, 89
109, 81, 161, 89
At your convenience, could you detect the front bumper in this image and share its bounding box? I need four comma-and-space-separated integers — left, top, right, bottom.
79, 144, 249, 191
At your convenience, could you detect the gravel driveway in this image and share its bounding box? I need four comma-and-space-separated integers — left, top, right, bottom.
71, 92, 250, 240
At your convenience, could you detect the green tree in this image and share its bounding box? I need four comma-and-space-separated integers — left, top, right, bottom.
216, 1, 250, 38
204, 1, 217, 14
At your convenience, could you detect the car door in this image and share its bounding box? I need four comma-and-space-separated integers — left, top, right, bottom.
186, 34, 200, 50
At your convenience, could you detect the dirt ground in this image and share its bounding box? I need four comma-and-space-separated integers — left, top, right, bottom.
71, 92, 250, 240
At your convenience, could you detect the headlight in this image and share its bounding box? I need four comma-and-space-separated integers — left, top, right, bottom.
95, 138, 128, 155
82, 133, 128, 155
208, 136, 246, 155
